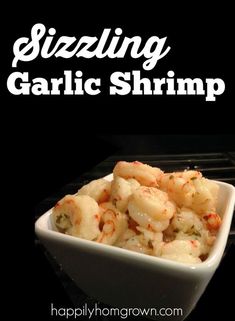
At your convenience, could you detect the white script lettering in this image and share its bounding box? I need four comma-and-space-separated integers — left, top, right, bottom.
12, 23, 171, 70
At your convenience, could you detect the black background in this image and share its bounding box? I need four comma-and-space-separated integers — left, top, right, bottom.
2, 3, 234, 130
2, 2, 234, 321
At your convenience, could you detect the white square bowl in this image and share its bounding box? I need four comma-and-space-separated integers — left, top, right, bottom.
35, 177, 235, 321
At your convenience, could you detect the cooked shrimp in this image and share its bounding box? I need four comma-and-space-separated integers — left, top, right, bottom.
53, 160, 221, 265
168, 208, 217, 255
52, 194, 100, 240
113, 161, 163, 187
160, 171, 200, 207
159, 171, 219, 214
111, 176, 140, 212
160, 240, 201, 264
137, 226, 164, 256
77, 178, 111, 203
170, 207, 204, 235
115, 228, 137, 247
191, 178, 219, 214
202, 213, 221, 233
175, 231, 215, 256
120, 235, 153, 255
97, 202, 128, 245
128, 202, 170, 232
128, 186, 176, 232
117, 227, 157, 255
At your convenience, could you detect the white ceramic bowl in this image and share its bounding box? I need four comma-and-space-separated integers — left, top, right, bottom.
35, 176, 235, 321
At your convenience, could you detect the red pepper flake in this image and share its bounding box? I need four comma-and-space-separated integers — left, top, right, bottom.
203, 213, 214, 220
66, 199, 74, 204
190, 240, 197, 247
203, 213, 221, 231
95, 214, 100, 220
98, 190, 110, 203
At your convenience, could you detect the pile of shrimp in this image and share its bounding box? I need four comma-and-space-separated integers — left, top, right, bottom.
52, 161, 221, 264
